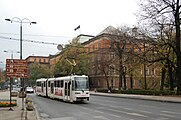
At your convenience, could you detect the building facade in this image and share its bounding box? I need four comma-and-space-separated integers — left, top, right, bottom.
82, 31, 161, 90
26, 56, 50, 65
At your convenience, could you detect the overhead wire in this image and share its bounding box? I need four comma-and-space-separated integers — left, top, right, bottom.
0, 32, 72, 38
0, 35, 66, 46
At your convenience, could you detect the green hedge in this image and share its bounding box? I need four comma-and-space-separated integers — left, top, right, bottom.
96, 88, 176, 96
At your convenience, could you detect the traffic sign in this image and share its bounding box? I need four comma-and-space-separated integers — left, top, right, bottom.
6, 59, 28, 78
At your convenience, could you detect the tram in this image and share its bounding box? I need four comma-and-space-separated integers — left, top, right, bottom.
35, 75, 89, 102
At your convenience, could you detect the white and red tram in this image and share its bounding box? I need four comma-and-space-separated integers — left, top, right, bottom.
35, 78, 47, 96
36, 75, 90, 102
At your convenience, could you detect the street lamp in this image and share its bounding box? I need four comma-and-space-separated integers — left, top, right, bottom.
5, 17, 36, 110
4, 50, 20, 60
5, 17, 36, 60
4, 50, 20, 110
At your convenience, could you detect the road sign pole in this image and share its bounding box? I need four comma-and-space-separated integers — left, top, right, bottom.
9, 77, 13, 111
21, 75, 24, 110
5, 59, 28, 111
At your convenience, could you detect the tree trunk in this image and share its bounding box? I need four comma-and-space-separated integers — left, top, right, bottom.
130, 74, 133, 89
123, 72, 126, 90
168, 63, 174, 91
160, 67, 166, 90
119, 65, 123, 91
175, 0, 181, 95
106, 78, 110, 92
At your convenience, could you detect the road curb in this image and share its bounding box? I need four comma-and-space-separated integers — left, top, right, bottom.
90, 92, 181, 104
33, 102, 41, 120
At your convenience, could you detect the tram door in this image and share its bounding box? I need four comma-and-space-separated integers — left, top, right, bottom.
64, 81, 71, 101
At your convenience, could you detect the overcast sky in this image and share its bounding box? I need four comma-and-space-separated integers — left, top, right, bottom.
0, 0, 139, 69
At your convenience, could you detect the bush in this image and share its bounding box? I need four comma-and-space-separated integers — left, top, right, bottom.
0, 100, 17, 107
120, 89, 176, 96
96, 88, 109, 93
95, 88, 176, 96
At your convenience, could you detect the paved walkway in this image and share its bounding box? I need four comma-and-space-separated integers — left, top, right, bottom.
0, 90, 37, 120
90, 91, 181, 103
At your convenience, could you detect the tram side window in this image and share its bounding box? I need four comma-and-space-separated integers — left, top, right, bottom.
55, 81, 59, 87
51, 83, 54, 94
54, 81, 56, 87
44, 82, 46, 87
48, 81, 50, 87
36, 82, 41, 86
57, 81, 60, 87
60, 80, 64, 88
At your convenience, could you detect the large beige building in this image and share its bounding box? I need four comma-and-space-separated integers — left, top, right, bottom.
82, 26, 161, 90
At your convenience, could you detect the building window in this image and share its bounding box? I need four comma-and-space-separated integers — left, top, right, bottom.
146, 68, 149, 75
84, 48, 86, 53
110, 52, 115, 60
151, 68, 155, 75
98, 43, 101, 49
93, 45, 95, 51
110, 41, 114, 49
39, 59, 41, 63
34, 59, 36, 62
44, 59, 46, 63
109, 65, 115, 75
97, 80, 100, 87
130, 47, 134, 53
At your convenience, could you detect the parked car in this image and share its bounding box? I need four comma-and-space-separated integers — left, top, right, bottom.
26, 87, 34, 93
11, 85, 19, 97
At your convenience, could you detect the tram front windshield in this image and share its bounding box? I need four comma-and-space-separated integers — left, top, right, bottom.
74, 77, 89, 91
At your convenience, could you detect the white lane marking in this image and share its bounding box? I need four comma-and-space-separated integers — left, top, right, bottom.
161, 111, 181, 115
107, 113, 121, 118
160, 114, 175, 118
127, 112, 147, 117
107, 108, 148, 118
155, 117, 169, 120
138, 104, 159, 109
93, 116, 111, 120
48, 117, 75, 120
138, 110, 152, 114
94, 110, 104, 114
81, 107, 88, 110
107, 108, 128, 114
123, 107, 133, 110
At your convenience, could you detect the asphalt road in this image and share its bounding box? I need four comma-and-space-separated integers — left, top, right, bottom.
29, 94, 181, 120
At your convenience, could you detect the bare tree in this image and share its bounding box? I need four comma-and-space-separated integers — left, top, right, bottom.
91, 48, 114, 91
138, 0, 181, 94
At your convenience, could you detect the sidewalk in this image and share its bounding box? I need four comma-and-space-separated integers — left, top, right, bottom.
90, 91, 181, 103
0, 90, 38, 120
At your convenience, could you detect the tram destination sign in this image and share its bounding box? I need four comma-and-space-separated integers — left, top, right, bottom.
6, 59, 28, 78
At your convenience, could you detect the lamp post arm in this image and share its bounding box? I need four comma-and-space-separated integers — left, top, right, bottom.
20, 23, 22, 60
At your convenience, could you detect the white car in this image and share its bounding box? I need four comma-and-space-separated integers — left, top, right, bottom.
26, 87, 34, 93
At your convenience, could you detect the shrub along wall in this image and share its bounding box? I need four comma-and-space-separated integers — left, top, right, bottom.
96, 88, 176, 96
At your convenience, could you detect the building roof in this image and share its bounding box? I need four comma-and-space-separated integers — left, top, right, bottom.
97, 25, 118, 35
76, 34, 94, 43
25, 55, 49, 60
